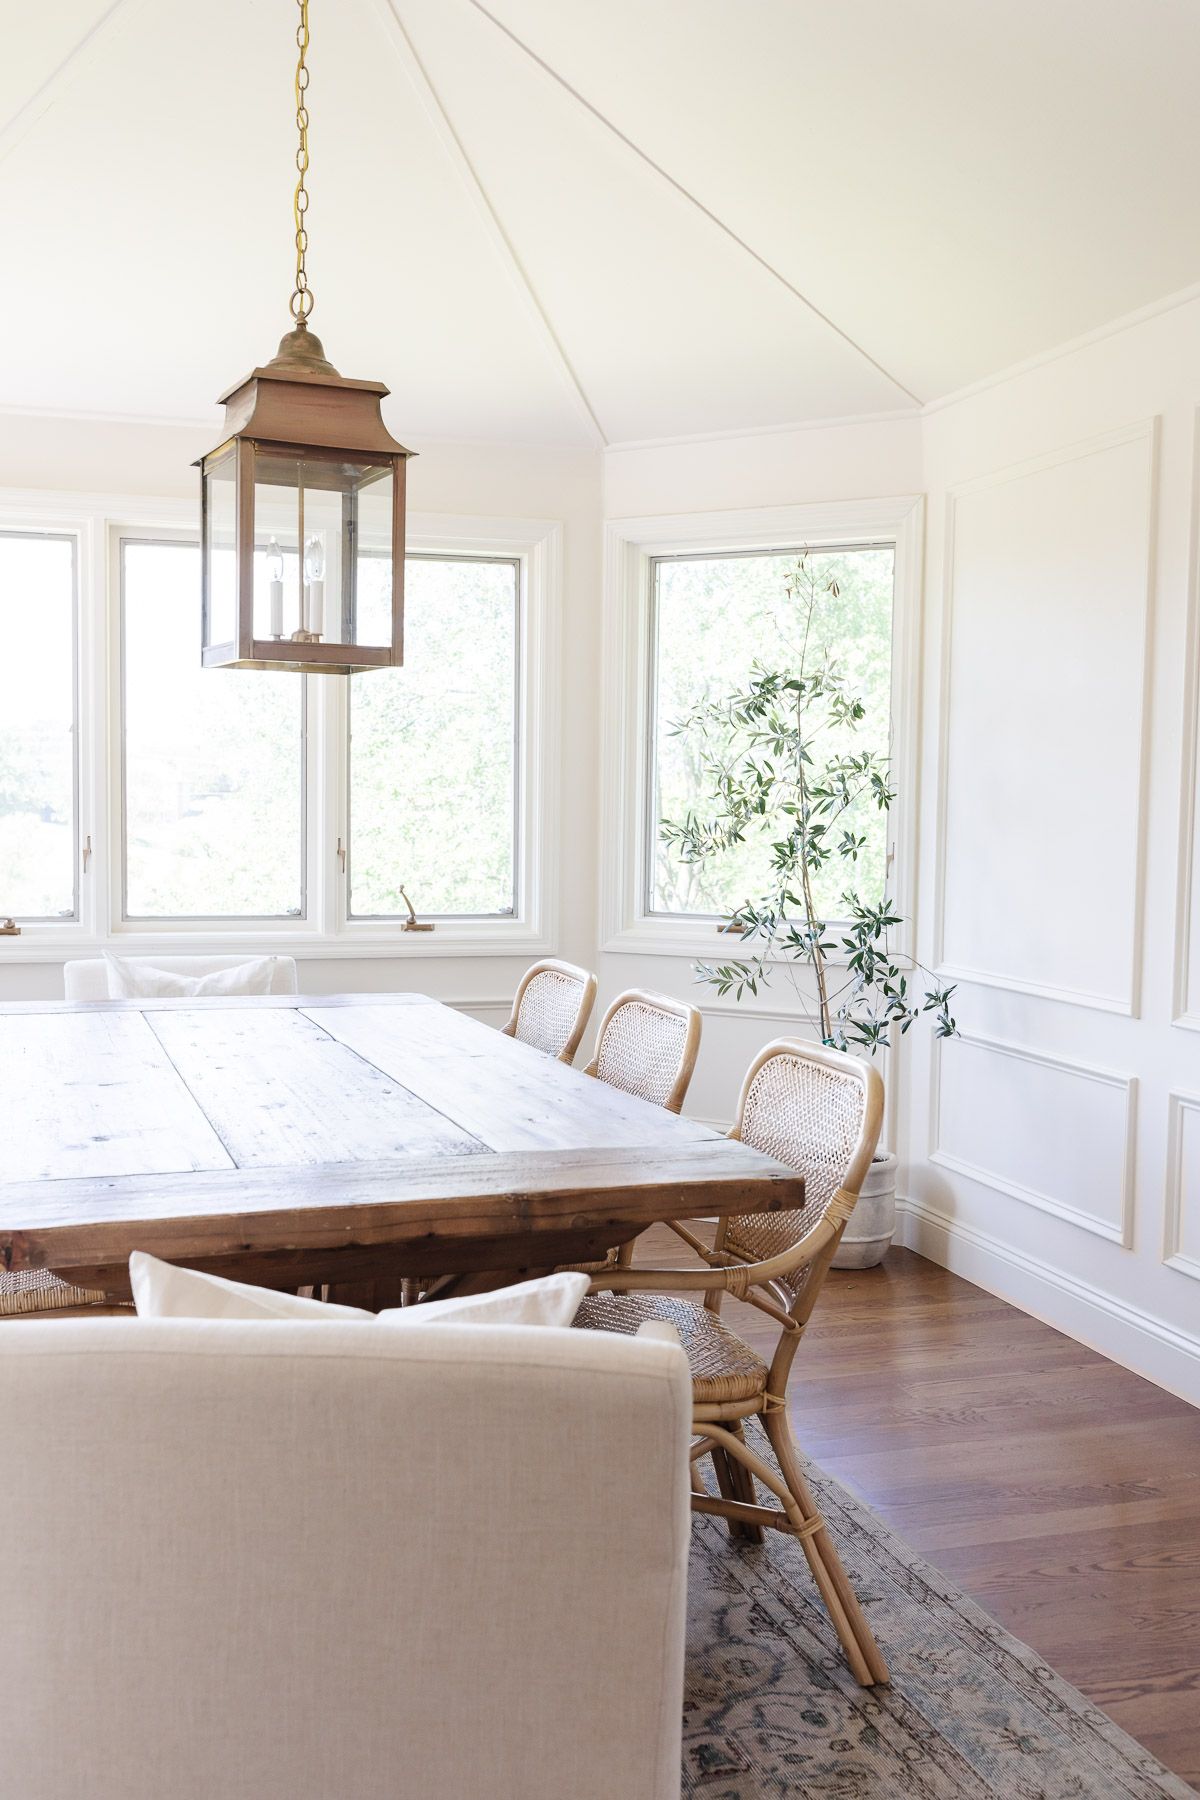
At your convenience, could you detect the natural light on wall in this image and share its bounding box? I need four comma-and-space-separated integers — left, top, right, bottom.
650, 544, 895, 920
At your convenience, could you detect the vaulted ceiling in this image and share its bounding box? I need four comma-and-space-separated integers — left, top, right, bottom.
2, 0, 1198, 447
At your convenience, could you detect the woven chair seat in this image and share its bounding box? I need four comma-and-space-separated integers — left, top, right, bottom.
0, 1270, 107, 1318
574, 1291, 769, 1405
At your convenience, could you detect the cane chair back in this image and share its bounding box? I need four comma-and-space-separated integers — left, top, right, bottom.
583, 989, 701, 1115
502, 960, 597, 1064
721, 1043, 881, 1303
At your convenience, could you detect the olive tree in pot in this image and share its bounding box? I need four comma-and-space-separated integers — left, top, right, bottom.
661, 551, 958, 1268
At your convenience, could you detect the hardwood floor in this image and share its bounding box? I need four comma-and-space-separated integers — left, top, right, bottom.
638, 1230, 1200, 1788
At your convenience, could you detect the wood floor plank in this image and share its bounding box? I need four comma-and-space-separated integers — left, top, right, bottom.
0, 1011, 233, 1180
636, 1229, 1200, 1788
144, 1005, 484, 1167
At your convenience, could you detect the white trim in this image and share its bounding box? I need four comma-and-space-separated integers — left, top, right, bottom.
928, 1029, 1137, 1248
1163, 1091, 1200, 1283
921, 280, 1200, 418
1172, 409, 1200, 1029
604, 409, 921, 453
0, 491, 560, 959
599, 496, 925, 965
930, 419, 1159, 1018
897, 1195, 1200, 1408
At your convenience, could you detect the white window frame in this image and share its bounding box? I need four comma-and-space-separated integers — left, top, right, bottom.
600, 496, 925, 962
0, 487, 560, 964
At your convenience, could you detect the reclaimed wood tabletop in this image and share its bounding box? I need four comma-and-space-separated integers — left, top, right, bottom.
0, 992, 802, 1305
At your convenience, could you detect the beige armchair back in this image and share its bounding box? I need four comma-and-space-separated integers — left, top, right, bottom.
0, 1318, 691, 1800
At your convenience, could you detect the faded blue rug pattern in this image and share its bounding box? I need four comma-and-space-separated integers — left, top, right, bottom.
684, 1442, 1195, 1798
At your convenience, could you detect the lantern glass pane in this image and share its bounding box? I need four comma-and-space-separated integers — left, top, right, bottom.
203, 450, 237, 649
251, 449, 394, 651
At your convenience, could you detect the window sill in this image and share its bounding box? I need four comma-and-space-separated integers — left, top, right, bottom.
0, 921, 553, 964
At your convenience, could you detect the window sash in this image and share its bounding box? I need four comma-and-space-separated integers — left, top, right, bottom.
345, 552, 522, 923
0, 527, 80, 922
118, 534, 310, 924
643, 540, 898, 924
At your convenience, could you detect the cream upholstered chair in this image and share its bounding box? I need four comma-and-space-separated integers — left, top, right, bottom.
0, 1317, 691, 1800
501, 958, 597, 1064
63, 954, 299, 1001
583, 988, 701, 1114
574, 1038, 888, 1688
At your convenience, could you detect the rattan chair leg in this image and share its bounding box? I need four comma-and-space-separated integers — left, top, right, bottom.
701, 1421, 879, 1688
710, 1445, 758, 1543
726, 1423, 765, 1545
764, 1408, 889, 1687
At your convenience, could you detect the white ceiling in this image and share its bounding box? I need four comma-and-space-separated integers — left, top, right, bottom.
1, 0, 1198, 447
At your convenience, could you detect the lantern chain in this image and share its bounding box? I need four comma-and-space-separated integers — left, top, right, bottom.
291, 0, 314, 323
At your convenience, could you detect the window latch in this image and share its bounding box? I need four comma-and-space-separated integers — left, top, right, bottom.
82, 834, 92, 874
336, 837, 346, 873
0, 918, 20, 937
399, 886, 434, 932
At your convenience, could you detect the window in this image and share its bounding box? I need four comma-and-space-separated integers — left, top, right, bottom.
121, 538, 305, 919
0, 502, 554, 953
0, 531, 77, 919
348, 554, 519, 918
649, 544, 895, 921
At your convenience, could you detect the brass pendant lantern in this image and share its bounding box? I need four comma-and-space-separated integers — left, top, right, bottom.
196, 0, 412, 673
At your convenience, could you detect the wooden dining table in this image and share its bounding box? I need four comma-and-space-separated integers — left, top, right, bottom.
0, 992, 802, 1307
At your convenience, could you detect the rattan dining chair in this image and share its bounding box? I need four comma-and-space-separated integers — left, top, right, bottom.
573, 1038, 888, 1687
0, 1270, 118, 1320
502, 960, 598, 1065
582, 988, 701, 1115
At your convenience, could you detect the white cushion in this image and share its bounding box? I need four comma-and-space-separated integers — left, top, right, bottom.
105, 952, 283, 999
129, 1251, 588, 1327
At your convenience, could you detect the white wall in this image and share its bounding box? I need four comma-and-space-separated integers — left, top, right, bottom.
0, 416, 602, 1029
904, 294, 1200, 1403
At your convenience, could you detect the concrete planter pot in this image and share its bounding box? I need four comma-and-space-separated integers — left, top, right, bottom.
832, 1150, 898, 1269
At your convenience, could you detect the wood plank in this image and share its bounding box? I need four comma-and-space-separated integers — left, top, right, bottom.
0, 1011, 233, 1181
306, 999, 719, 1151
0, 1140, 798, 1295
144, 1005, 484, 1167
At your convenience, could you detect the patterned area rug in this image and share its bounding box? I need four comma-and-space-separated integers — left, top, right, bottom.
684, 1440, 1196, 1798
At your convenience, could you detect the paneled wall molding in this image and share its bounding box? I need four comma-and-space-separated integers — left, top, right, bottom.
897, 1194, 1200, 1407
1163, 1089, 1200, 1282
929, 1030, 1137, 1247
1170, 409, 1200, 1030
930, 417, 1159, 1018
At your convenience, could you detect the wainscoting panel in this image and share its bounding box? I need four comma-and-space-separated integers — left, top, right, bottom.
937, 422, 1157, 1014
1164, 1091, 1200, 1281
932, 1032, 1136, 1245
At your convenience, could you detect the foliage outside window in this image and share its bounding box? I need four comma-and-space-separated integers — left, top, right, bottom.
349, 555, 518, 918
651, 545, 894, 919
0, 531, 77, 920
122, 540, 305, 919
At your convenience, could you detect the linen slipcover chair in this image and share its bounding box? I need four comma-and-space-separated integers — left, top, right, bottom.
574, 1037, 889, 1687
502, 958, 597, 1064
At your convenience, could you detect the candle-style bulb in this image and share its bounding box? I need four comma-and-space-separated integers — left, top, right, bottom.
304, 536, 324, 582
266, 537, 284, 582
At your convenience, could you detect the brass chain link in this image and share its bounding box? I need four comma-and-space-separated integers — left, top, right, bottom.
290, 0, 314, 322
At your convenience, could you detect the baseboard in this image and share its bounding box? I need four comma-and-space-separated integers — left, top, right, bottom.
896, 1196, 1200, 1406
